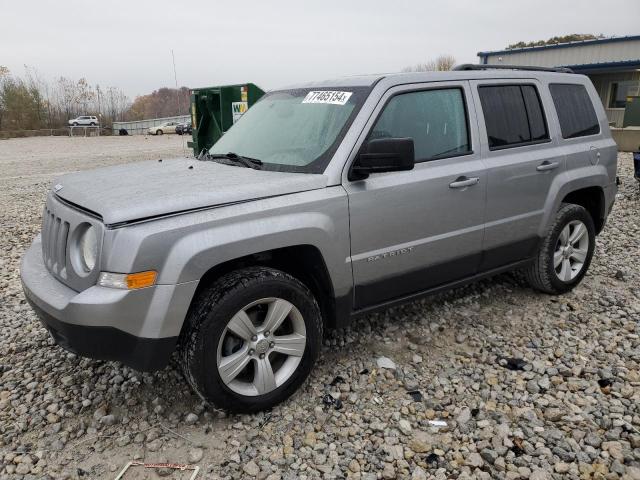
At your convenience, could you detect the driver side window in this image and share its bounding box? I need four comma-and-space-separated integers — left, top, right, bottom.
369, 88, 471, 162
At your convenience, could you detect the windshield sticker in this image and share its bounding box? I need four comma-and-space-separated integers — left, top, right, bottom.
302, 91, 352, 105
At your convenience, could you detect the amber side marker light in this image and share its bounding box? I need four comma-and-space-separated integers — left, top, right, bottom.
98, 271, 157, 290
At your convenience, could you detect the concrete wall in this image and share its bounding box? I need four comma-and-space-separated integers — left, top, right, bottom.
611, 127, 640, 152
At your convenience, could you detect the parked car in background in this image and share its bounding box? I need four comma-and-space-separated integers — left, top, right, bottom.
148, 121, 179, 135
68, 116, 99, 126
176, 122, 192, 135
21, 66, 617, 412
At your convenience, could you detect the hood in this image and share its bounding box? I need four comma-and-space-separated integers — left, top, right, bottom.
53, 158, 328, 226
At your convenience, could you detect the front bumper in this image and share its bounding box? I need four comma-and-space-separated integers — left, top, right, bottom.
20, 236, 198, 371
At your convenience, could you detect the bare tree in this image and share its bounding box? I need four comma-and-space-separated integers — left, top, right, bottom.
402, 55, 457, 72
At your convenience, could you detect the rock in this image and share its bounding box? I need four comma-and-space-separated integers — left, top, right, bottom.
146, 439, 162, 452
184, 413, 198, 425
243, 461, 260, 477
602, 441, 624, 461
348, 459, 360, 473
382, 463, 396, 479
544, 408, 564, 422
303, 431, 317, 447
398, 419, 412, 435
93, 406, 108, 421
457, 407, 472, 425
188, 448, 204, 463
412, 466, 427, 480
624, 466, 640, 480
409, 431, 433, 453
99, 414, 117, 426
554, 462, 570, 473
465, 453, 484, 468
480, 449, 498, 465
376, 357, 396, 370
530, 470, 551, 480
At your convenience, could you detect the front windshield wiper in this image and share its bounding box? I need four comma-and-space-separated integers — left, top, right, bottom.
199, 151, 263, 170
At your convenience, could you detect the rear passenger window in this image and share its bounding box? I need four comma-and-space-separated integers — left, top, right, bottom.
549, 84, 600, 139
369, 88, 470, 162
478, 85, 549, 150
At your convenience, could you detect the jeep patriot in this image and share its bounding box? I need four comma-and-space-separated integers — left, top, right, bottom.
21, 65, 617, 411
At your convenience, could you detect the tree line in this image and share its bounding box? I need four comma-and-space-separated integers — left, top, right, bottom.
507, 33, 604, 50
0, 66, 189, 134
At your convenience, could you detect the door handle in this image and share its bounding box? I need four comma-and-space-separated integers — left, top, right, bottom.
536, 161, 559, 172
449, 176, 480, 189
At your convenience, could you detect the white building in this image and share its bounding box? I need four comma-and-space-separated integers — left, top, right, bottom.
478, 35, 640, 127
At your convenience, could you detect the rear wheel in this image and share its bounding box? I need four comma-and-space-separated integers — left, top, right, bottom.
178, 267, 322, 412
526, 203, 595, 294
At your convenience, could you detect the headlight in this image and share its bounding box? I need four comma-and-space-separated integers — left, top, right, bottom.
78, 226, 97, 272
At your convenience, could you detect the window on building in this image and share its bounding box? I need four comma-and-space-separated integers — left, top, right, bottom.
478, 85, 549, 149
369, 88, 470, 162
609, 81, 640, 108
549, 84, 600, 139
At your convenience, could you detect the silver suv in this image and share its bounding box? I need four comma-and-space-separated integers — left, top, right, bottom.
21, 66, 617, 412
68, 115, 99, 126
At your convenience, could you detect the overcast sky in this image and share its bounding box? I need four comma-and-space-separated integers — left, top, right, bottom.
2, 0, 639, 98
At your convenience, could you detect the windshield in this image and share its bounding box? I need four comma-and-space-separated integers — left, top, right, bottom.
209, 87, 370, 173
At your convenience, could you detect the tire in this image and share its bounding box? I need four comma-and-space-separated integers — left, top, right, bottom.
90, 122, 96, 126
156, 130, 163, 135
73, 122, 78, 126
525, 203, 595, 294
178, 267, 323, 412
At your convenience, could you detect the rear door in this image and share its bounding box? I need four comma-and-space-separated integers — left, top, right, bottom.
471, 80, 565, 270
345, 81, 487, 309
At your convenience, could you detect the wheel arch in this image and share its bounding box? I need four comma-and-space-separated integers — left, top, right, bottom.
185, 245, 339, 335
561, 186, 605, 234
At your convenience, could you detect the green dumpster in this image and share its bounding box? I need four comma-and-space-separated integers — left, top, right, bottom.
188, 83, 265, 156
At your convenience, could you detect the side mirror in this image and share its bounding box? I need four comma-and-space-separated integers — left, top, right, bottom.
350, 137, 415, 180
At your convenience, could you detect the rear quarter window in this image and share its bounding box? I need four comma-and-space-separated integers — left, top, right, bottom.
549, 84, 600, 139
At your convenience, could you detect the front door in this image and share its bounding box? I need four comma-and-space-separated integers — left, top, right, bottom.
345, 82, 487, 310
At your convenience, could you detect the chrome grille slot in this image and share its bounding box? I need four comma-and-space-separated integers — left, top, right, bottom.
41, 207, 70, 279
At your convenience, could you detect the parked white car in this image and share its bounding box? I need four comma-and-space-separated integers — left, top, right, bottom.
148, 121, 179, 135
68, 116, 99, 126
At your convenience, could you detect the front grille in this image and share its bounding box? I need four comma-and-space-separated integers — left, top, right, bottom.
41, 208, 70, 278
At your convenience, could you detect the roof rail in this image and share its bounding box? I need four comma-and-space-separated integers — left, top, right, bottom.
453, 63, 574, 74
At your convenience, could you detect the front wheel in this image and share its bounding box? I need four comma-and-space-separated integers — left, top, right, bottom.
156, 129, 163, 135
525, 203, 595, 294
178, 267, 323, 412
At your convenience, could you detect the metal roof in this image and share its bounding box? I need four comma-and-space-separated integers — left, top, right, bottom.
478, 34, 640, 57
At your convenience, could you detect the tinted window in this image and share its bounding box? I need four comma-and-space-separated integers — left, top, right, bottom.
479, 85, 549, 149
550, 84, 600, 139
369, 88, 470, 162
522, 86, 548, 141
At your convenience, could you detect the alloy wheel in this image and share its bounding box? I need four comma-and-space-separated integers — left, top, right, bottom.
554, 220, 589, 282
216, 298, 306, 396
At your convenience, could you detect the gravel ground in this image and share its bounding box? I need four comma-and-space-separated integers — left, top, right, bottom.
0, 137, 639, 480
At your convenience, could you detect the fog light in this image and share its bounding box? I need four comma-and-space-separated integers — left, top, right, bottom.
98, 271, 157, 290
